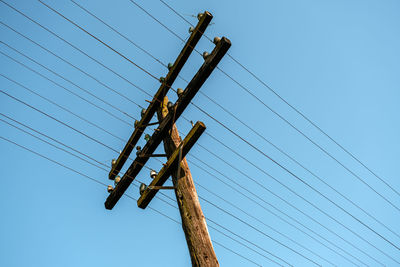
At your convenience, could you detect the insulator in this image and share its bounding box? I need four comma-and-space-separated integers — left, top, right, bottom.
136, 146, 142, 156
159, 76, 165, 83
139, 183, 147, 195
141, 108, 146, 117
167, 62, 173, 70
197, 13, 204, 20
150, 169, 157, 179
202, 51, 210, 60
188, 26, 194, 33
167, 101, 174, 110
213, 37, 221, 44
111, 158, 116, 167
176, 88, 184, 97
114, 176, 121, 186
107, 185, 114, 193
144, 134, 151, 142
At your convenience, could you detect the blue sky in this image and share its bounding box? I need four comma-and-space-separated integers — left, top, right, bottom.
1, 0, 399, 266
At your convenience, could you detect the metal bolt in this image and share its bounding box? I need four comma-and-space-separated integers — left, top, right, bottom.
111, 158, 116, 167
167, 62, 173, 70
197, 13, 204, 20
177, 88, 184, 97
167, 101, 174, 110
188, 26, 194, 33
202, 51, 210, 60
114, 176, 121, 186
134, 120, 139, 128
107, 185, 114, 193
141, 108, 146, 117
139, 183, 147, 195
136, 146, 142, 156
213, 37, 221, 44
150, 169, 157, 179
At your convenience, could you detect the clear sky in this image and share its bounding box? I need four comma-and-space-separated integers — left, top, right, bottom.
1, 0, 399, 266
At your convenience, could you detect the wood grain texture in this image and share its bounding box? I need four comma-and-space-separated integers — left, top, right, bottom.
157, 97, 219, 267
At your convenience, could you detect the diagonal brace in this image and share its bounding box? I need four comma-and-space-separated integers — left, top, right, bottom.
105, 37, 231, 210
137, 121, 206, 209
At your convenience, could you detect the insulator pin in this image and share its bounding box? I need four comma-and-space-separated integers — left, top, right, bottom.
177, 88, 184, 97
150, 169, 158, 179
213, 37, 221, 44
107, 185, 114, 193
139, 183, 147, 195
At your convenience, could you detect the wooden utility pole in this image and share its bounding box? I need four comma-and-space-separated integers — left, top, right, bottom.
103, 11, 231, 266
157, 97, 219, 266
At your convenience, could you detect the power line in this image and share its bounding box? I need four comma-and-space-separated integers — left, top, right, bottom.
158, 0, 400, 200
0, 89, 290, 265
124, 0, 400, 219
0, 51, 132, 126
187, 154, 378, 266
0, 1, 153, 99
65, 0, 400, 244
0, 117, 283, 266
0, 45, 135, 124
0, 135, 263, 266
193, 104, 400, 259
1, 75, 360, 266
3, 0, 396, 264
37, 0, 159, 82
23, 1, 400, 257
187, 156, 366, 266
1, 74, 125, 142
0, 24, 143, 109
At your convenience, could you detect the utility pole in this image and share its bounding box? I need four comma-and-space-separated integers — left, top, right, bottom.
157, 96, 219, 266
104, 11, 231, 266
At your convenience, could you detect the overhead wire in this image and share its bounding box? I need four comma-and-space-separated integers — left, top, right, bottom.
0, 24, 143, 109
2, 62, 364, 264
101, 0, 400, 254
0, 115, 284, 266
0, 90, 293, 265
151, 0, 400, 210
1, 74, 125, 142
0, 135, 263, 267
0, 46, 135, 125
61, 0, 400, 258
3, 0, 396, 264
160, 0, 400, 200
66, 1, 400, 240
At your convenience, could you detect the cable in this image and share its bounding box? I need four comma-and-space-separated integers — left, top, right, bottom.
187, 156, 375, 266
194, 104, 400, 260
0, 135, 262, 266
2, 0, 396, 262
37, 0, 159, 82
0, 23, 143, 109
1, 74, 125, 142
157, 0, 400, 200
64, 0, 400, 244
0, 46, 135, 124
189, 158, 364, 267
125, 0, 400, 236
0, 119, 281, 266
3, 84, 346, 266
0, 51, 132, 127
0, 1, 153, 99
